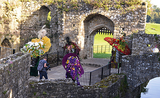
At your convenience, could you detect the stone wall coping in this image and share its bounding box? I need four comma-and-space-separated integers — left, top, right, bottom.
28, 78, 74, 84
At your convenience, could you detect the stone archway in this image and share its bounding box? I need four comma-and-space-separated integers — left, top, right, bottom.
83, 14, 114, 59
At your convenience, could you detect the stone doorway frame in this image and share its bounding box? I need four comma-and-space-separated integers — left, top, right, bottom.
83, 14, 115, 59
88, 25, 114, 58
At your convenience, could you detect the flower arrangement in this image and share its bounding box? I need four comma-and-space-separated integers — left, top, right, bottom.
21, 41, 45, 58
118, 37, 128, 52
21, 26, 51, 58
21, 36, 51, 58
104, 36, 130, 55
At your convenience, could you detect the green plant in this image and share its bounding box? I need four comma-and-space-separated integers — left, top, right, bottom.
31, 85, 35, 88
154, 34, 158, 41
34, 92, 37, 96
3, 91, 7, 94
64, 7, 70, 12
43, 91, 47, 95
7, 70, 11, 74
141, 81, 149, 94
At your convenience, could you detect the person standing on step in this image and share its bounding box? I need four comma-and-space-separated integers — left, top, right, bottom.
37, 56, 48, 80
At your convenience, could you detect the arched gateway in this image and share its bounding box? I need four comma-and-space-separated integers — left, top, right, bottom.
83, 14, 114, 59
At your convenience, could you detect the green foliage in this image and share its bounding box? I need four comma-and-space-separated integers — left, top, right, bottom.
141, 81, 149, 94
34, 92, 37, 96
3, 91, 7, 94
145, 0, 152, 15
147, 5, 160, 23
43, 91, 47, 95
154, 34, 158, 41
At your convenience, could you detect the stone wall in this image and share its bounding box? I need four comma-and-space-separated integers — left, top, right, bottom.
121, 33, 160, 90
28, 74, 130, 98
121, 52, 160, 90
132, 33, 160, 55
0, 0, 147, 59
0, 0, 22, 51
0, 52, 30, 98
58, 2, 147, 59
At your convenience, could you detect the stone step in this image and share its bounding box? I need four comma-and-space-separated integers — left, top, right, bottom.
81, 58, 110, 67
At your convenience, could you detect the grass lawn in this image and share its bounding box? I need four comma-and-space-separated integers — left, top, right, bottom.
93, 23, 160, 58
94, 33, 113, 45
93, 33, 113, 58
145, 23, 160, 34
93, 53, 112, 59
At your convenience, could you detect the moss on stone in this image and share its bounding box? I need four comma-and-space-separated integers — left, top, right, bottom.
29, 82, 36, 85
43, 91, 47, 95
94, 74, 125, 88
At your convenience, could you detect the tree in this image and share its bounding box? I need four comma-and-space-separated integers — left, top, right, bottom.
146, 15, 151, 22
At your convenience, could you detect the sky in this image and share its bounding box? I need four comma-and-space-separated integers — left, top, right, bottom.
150, 0, 160, 8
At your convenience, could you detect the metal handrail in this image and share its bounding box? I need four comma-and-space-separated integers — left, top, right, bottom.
79, 64, 110, 86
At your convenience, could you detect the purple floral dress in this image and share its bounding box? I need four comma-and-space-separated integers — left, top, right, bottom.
62, 53, 84, 85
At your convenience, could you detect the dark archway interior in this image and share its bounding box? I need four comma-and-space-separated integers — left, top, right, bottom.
1, 38, 11, 48
39, 6, 51, 27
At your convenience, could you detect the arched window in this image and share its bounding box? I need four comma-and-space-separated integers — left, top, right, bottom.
39, 6, 51, 28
